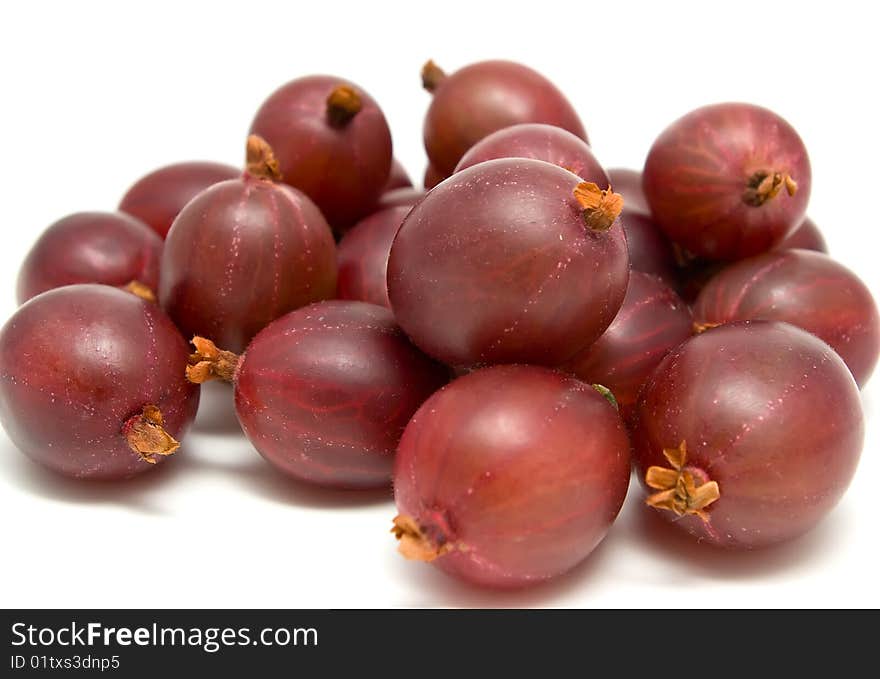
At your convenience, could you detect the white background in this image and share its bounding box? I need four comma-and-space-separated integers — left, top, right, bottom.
1, 0, 878, 608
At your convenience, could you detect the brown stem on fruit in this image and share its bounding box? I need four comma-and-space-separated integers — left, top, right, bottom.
421, 60, 447, 93
644, 441, 720, 522
122, 280, 157, 303
123, 405, 180, 464
693, 320, 721, 334
245, 135, 283, 182
573, 182, 624, 231
186, 336, 240, 384
326, 85, 362, 127
391, 515, 453, 562
742, 170, 798, 207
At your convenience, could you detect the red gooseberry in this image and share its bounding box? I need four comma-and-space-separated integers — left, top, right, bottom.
187, 301, 448, 489
392, 364, 631, 588
421, 59, 587, 176
119, 161, 239, 239
775, 216, 827, 252
17, 211, 162, 305
250, 75, 393, 229
387, 158, 629, 369
159, 136, 337, 353
643, 103, 811, 260
0, 285, 199, 480
693, 249, 880, 387
562, 272, 693, 421
337, 206, 410, 308
423, 163, 446, 190
620, 208, 679, 287
385, 158, 413, 191
454, 123, 606, 185
631, 321, 863, 549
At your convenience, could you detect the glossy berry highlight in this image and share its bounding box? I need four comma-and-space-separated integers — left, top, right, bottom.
17, 211, 162, 305
631, 321, 863, 548
0, 285, 199, 479
250, 75, 393, 229
643, 103, 811, 260
455, 123, 607, 185
422, 59, 587, 176
159, 136, 337, 353
119, 161, 239, 239
188, 301, 448, 489
387, 159, 629, 368
693, 249, 880, 387
776, 217, 827, 252
392, 365, 631, 588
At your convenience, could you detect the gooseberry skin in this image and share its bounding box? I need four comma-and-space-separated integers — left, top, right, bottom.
159, 176, 337, 354
620, 208, 679, 287
423, 164, 445, 190
607, 168, 649, 214
678, 217, 829, 303
393, 364, 631, 588
234, 301, 448, 489
423, 60, 587, 176
643, 103, 811, 260
693, 249, 880, 387
337, 206, 410, 308
775, 216, 827, 252
387, 158, 629, 369
562, 272, 693, 420
385, 158, 413, 191
249, 75, 393, 228
0, 285, 199, 480
118, 161, 239, 239
376, 187, 425, 211
631, 321, 863, 549
16, 212, 162, 305
454, 123, 606, 184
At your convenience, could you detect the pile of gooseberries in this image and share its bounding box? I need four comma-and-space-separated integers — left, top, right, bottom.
1, 58, 875, 591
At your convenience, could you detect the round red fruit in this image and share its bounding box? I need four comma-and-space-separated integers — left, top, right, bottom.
455, 123, 606, 185
250, 75, 393, 229
643, 103, 811, 260
421, 59, 587, 176
387, 158, 629, 369
392, 364, 631, 588
17, 211, 162, 305
0, 285, 199, 479
563, 272, 693, 420
159, 136, 337, 353
119, 161, 239, 239
187, 301, 448, 489
631, 321, 863, 549
337, 206, 411, 308
693, 249, 879, 387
